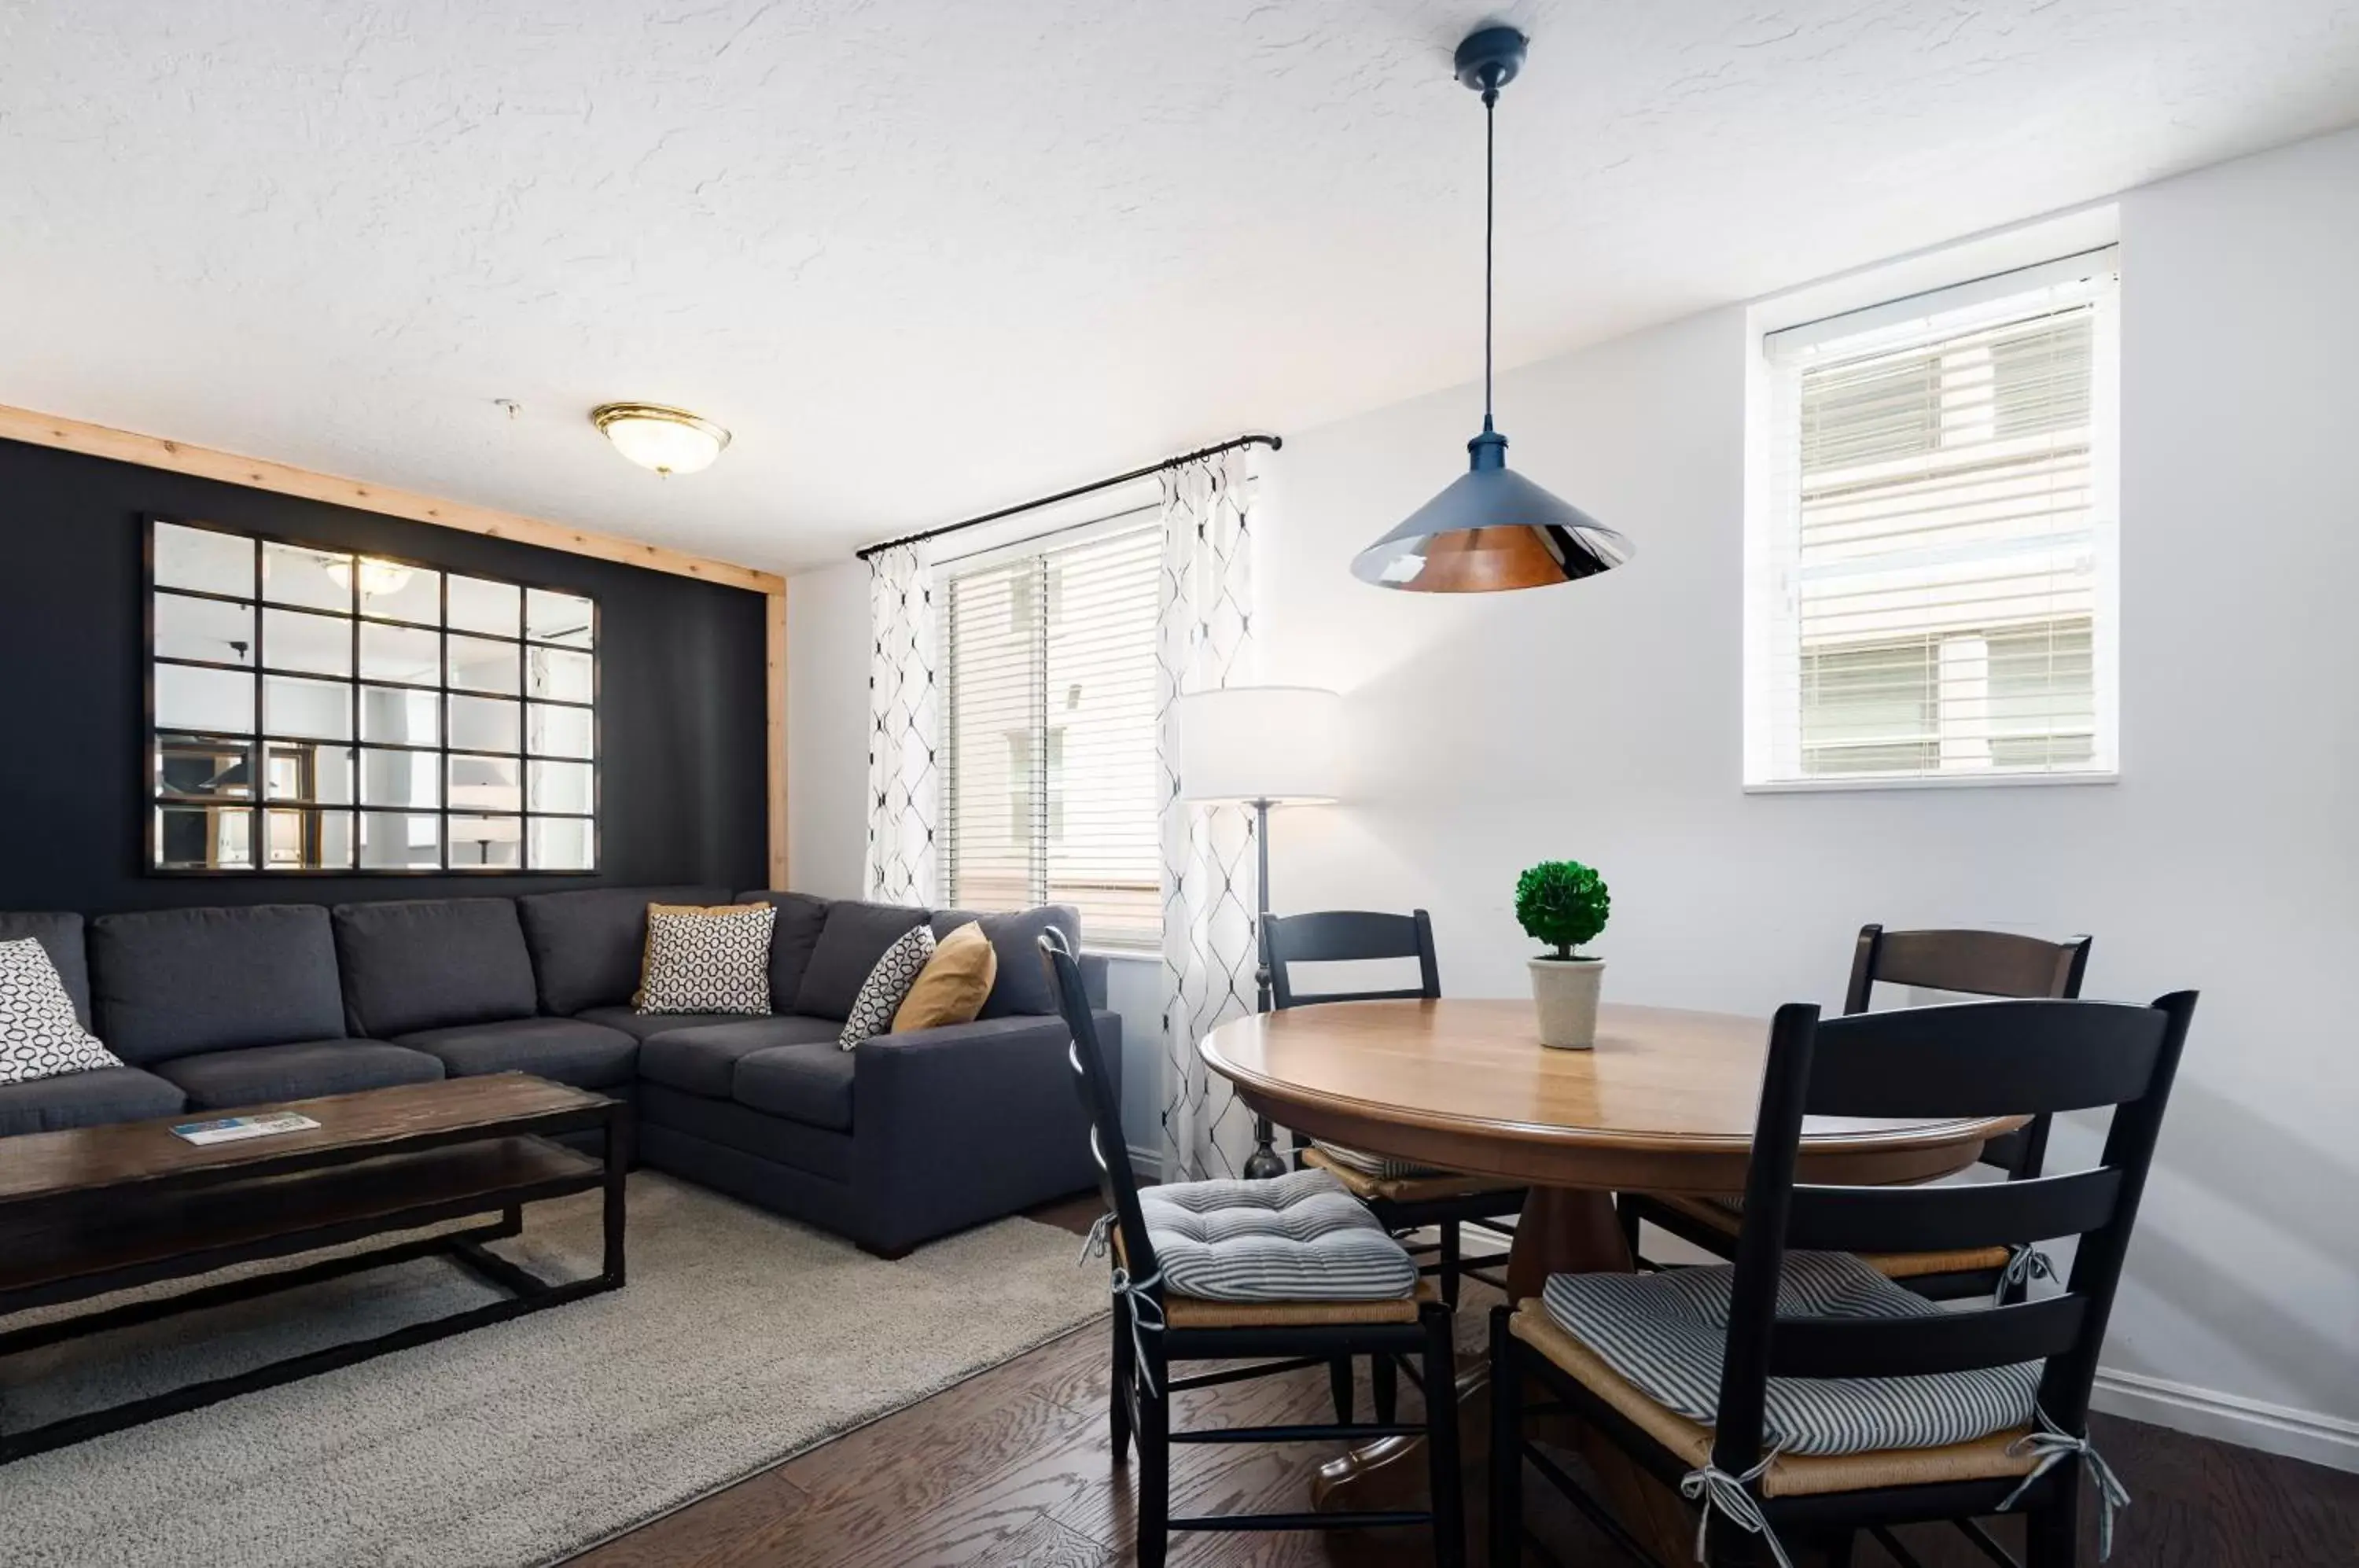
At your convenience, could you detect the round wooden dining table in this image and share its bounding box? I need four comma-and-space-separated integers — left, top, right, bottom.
1198, 996, 2022, 1549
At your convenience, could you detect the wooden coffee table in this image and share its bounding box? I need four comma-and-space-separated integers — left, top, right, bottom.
0, 1073, 627, 1463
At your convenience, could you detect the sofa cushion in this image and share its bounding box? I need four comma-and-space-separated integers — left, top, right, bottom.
734, 1041, 858, 1132
793, 900, 930, 1021
0, 937, 127, 1088
837, 925, 934, 1049
395, 1017, 638, 1090
735, 892, 831, 1010
517, 885, 731, 1015
152, 1040, 445, 1109
90, 904, 347, 1064
0, 1066, 186, 1136
0, 913, 91, 1028
332, 898, 539, 1039
639, 1015, 842, 1101
893, 920, 997, 1032
577, 1006, 757, 1044
929, 905, 1080, 1017
637, 903, 775, 1015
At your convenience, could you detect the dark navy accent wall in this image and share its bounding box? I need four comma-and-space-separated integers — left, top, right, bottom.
0, 436, 767, 913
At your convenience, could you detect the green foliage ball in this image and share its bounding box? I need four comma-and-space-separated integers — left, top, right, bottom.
1514, 860, 1610, 959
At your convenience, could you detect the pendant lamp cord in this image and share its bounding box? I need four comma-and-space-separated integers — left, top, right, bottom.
1482, 79, 1497, 434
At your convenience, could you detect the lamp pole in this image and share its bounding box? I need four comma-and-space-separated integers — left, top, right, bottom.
1242, 795, 1290, 1179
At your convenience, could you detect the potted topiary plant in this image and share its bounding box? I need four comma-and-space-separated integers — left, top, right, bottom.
1515, 859, 1610, 1048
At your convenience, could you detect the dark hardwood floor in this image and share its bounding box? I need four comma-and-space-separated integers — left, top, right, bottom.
571, 1195, 2359, 1567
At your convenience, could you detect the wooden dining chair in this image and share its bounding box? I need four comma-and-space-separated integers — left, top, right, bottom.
1270, 909, 1528, 1313
1495, 989, 2196, 1568
1040, 929, 1466, 1568
1621, 924, 2094, 1299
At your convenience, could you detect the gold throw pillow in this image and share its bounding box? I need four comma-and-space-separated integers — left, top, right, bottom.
891, 921, 998, 1032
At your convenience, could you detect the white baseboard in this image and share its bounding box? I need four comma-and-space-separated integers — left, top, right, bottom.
1127, 1143, 1163, 1183
2093, 1367, 2359, 1474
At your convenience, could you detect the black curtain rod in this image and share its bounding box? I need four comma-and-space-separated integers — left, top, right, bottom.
853, 432, 1283, 561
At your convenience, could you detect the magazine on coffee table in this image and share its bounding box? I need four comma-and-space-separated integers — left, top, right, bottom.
171, 1112, 322, 1146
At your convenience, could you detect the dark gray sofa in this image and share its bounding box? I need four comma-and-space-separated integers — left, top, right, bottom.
0, 889, 1118, 1258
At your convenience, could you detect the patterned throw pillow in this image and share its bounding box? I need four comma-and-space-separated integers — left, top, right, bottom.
635, 904, 777, 1015
0, 938, 127, 1087
838, 925, 936, 1049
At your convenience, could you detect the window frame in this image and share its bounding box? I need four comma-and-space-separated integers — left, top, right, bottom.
144, 513, 602, 875
1743, 248, 2122, 793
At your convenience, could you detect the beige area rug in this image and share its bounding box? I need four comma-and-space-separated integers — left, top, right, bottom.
0, 1173, 1106, 1568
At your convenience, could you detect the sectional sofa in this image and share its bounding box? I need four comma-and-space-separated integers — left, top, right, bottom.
0, 889, 1118, 1258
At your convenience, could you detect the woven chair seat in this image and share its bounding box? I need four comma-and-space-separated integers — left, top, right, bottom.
1302, 1144, 1525, 1204
1643, 1192, 2013, 1280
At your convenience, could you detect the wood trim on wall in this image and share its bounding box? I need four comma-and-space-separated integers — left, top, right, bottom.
1, 399, 792, 883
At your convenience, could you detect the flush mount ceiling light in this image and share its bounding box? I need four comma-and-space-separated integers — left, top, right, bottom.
591, 403, 731, 477
326, 558, 414, 598
1352, 28, 1632, 593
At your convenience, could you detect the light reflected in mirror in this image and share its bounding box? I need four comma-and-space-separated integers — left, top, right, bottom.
528, 759, 593, 815
155, 524, 255, 599
355, 560, 441, 624
264, 808, 355, 870
359, 620, 440, 686
155, 594, 254, 666
448, 634, 521, 695
448, 694, 520, 753
449, 753, 522, 813
447, 576, 520, 639
525, 588, 594, 648
448, 814, 524, 869
262, 541, 352, 613
156, 804, 252, 870
359, 748, 440, 809
527, 702, 594, 760
528, 815, 594, 871
359, 686, 440, 745
265, 742, 355, 804
528, 647, 594, 705
358, 811, 442, 869
156, 735, 252, 800
262, 607, 352, 677
263, 675, 352, 742
156, 664, 255, 734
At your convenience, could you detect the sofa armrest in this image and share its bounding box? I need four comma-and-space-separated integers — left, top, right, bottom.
850, 1010, 1121, 1254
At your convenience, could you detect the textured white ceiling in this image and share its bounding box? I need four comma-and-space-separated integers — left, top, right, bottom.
4, 2, 2355, 572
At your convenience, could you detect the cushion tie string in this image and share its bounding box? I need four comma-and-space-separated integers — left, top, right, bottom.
1677, 1445, 1794, 1568
2000, 1406, 2130, 1560
1993, 1244, 2055, 1305
1079, 1212, 1166, 1398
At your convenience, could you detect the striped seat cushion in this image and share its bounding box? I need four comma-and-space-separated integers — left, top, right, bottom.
1308, 1139, 1453, 1180
1541, 1251, 2038, 1456
1139, 1168, 1419, 1302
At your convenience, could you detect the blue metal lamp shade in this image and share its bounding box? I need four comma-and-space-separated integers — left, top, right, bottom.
1351, 429, 1632, 591
1356, 27, 1633, 593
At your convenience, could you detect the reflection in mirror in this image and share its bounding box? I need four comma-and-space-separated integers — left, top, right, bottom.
359, 748, 440, 808
450, 753, 522, 813
156, 804, 253, 870
449, 815, 524, 869
156, 736, 252, 800
526, 702, 594, 760
156, 664, 255, 734
528, 759, 594, 815
264, 742, 355, 804
262, 542, 352, 612
359, 686, 440, 745
448, 694, 520, 753
263, 675, 352, 742
528, 815, 594, 871
262, 608, 353, 677
264, 808, 355, 870
525, 588, 594, 648
155, 524, 255, 598
527, 646, 594, 705
155, 594, 255, 666
355, 560, 441, 624
359, 811, 442, 869
448, 634, 521, 695
359, 620, 440, 685
447, 576, 521, 639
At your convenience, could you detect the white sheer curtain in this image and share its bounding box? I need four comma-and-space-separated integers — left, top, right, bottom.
1156, 447, 1262, 1181
863, 543, 939, 907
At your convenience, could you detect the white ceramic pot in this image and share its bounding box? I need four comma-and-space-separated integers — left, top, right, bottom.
1529, 956, 1605, 1050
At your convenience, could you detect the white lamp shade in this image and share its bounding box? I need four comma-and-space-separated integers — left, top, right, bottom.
1174, 686, 1343, 804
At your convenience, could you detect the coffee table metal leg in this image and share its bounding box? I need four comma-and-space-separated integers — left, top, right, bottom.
602, 1102, 631, 1289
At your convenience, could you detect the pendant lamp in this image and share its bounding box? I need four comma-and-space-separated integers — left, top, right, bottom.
1352, 28, 1632, 593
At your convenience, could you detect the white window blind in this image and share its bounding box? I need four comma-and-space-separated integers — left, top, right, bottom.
1746, 250, 2119, 786
941, 517, 1162, 950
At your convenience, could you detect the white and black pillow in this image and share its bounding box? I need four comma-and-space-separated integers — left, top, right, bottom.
636, 904, 777, 1015
0, 938, 127, 1087
837, 925, 936, 1049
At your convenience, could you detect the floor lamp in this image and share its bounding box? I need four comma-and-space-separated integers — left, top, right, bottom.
1173, 685, 1343, 1180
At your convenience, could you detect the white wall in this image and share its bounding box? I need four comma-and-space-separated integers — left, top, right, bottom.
787, 126, 2359, 1466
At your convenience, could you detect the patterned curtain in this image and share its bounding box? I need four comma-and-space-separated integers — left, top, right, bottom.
863, 543, 939, 907
1157, 448, 1262, 1181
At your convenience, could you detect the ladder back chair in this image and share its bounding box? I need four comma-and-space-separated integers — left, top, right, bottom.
1272, 909, 1526, 1316
1040, 929, 1466, 1568
1496, 990, 2197, 1568
1623, 924, 2094, 1298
